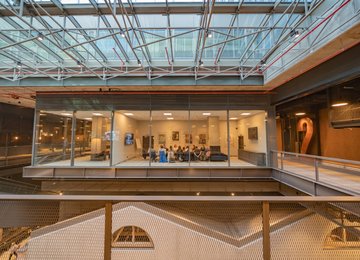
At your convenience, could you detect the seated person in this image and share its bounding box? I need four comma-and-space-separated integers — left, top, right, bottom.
168, 146, 175, 163
158, 145, 167, 163
204, 146, 211, 161
176, 146, 183, 161
200, 145, 206, 160
193, 146, 201, 162
148, 146, 157, 162
184, 146, 189, 152
173, 144, 178, 152
191, 145, 196, 152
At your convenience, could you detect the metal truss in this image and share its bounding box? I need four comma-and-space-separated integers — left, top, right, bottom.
0, 0, 331, 82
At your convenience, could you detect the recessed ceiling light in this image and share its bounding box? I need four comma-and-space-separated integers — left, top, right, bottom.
230, 117, 237, 120
231, 193, 235, 196
203, 113, 211, 115
61, 113, 72, 116
241, 113, 251, 115
164, 113, 172, 115
167, 118, 173, 120
92, 113, 103, 116
84, 118, 92, 120
332, 103, 348, 107
295, 113, 305, 116
124, 113, 133, 115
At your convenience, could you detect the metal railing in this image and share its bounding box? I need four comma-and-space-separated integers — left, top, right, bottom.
0, 145, 32, 167
271, 150, 360, 196
0, 195, 359, 260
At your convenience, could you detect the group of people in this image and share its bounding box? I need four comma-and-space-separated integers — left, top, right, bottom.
148, 144, 210, 163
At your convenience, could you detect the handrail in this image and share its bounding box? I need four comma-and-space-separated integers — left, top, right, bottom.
271, 150, 360, 167
0, 194, 359, 202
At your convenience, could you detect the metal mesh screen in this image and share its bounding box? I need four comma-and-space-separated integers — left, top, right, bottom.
270, 202, 360, 259
0, 200, 106, 260
1, 199, 359, 259
112, 201, 264, 259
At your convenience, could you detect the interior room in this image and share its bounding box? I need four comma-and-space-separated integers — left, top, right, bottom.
34, 110, 267, 167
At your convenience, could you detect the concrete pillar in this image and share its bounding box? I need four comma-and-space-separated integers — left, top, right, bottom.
208, 116, 220, 147
91, 116, 107, 160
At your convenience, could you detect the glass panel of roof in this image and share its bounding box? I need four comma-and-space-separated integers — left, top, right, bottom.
43, 16, 64, 29
170, 14, 200, 28
173, 30, 198, 59
0, 18, 15, 30
136, 15, 167, 28
103, 15, 126, 29
234, 14, 267, 28
209, 14, 234, 28
72, 15, 99, 28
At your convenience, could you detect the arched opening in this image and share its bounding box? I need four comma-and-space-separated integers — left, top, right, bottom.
112, 226, 154, 249
323, 227, 360, 249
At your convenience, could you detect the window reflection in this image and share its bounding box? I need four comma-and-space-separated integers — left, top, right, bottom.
34, 111, 73, 166
74, 111, 111, 166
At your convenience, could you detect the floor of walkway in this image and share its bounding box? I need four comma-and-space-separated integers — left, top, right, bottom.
278, 157, 360, 194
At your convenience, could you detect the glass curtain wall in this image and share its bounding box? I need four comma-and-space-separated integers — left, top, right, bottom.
111, 110, 150, 167
74, 111, 111, 166
190, 111, 228, 166
150, 111, 189, 166
32, 108, 267, 168
229, 110, 267, 167
33, 111, 73, 166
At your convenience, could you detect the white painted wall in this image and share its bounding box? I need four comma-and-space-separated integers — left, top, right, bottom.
237, 113, 267, 153
138, 120, 230, 154
112, 113, 141, 164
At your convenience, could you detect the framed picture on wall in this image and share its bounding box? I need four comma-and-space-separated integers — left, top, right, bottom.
248, 127, 258, 140
159, 134, 166, 144
199, 134, 206, 144
172, 131, 180, 141
185, 133, 193, 144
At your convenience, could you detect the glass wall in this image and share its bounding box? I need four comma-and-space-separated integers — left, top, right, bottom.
33, 111, 73, 166
150, 111, 189, 166
229, 110, 267, 167
190, 111, 228, 166
112, 110, 150, 167
74, 111, 111, 166
32, 107, 268, 168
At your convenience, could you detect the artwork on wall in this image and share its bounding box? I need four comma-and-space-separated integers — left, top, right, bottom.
248, 127, 258, 140
172, 131, 180, 141
158, 134, 166, 144
225, 134, 234, 147
199, 134, 206, 144
185, 133, 193, 144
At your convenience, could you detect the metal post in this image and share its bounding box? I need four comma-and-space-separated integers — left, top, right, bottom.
227, 109, 230, 167
188, 96, 191, 167
281, 152, 283, 170
70, 111, 76, 166
31, 106, 39, 166
104, 201, 112, 260
149, 97, 152, 167
110, 110, 114, 166
315, 158, 319, 182
262, 201, 270, 260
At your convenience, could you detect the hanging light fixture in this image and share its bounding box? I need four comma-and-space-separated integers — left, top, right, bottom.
137, 60, 141, 66
17, 62, 22, 68
290, 29, 300, 38
77, 60, 81, 67
37, 32, 44, 41
199, 61, 204, 67
260, 60, 266, 66
120, 29, 125, 37
206, 30, 212, 38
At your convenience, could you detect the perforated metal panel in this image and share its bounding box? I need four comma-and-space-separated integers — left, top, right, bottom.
270, 202, 360, 259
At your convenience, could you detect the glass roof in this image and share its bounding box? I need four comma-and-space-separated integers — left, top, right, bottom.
0, 0, 319, 81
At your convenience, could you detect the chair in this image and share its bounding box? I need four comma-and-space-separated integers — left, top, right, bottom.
150, 151, 157, 162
